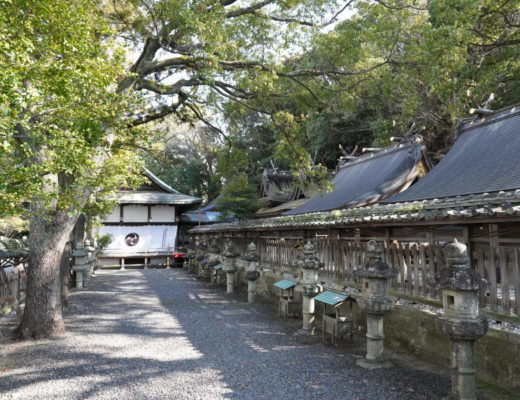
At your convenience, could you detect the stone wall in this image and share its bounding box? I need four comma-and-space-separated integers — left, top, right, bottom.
196, 252, 520, 391
253, 267, 520, 391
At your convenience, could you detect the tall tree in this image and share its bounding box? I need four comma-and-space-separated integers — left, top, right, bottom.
0, 0, 144, 338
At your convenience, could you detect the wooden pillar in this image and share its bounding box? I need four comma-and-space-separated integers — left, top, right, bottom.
463, 226, 472, 266
489, 224, 498, 312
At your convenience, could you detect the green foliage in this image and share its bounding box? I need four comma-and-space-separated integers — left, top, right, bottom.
96, 234, 112, 251
144, 121, 221, 201
0, 216, 29, 237
0, 0, 146, 217
220, 0, 520, 164
215, 174, 261, 220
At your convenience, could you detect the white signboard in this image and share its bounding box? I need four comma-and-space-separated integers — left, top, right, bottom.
99, 225, 178, 252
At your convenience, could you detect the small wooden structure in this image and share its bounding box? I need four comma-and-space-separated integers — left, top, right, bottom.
314, 290, 355, 344
212, 263, 225, 285
274, 279, 300, 319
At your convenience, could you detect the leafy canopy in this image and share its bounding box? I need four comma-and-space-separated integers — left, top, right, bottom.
0, 0, 147, 217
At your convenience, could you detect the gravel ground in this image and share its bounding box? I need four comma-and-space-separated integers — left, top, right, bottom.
0, 269, 451, 400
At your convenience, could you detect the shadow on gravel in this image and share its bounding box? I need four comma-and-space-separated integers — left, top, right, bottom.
0, 269, 450, 400
141, 269, 450, 400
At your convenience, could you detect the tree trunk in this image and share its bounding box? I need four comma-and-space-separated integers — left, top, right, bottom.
18, 211, 78, 339
60, 241, 73, 307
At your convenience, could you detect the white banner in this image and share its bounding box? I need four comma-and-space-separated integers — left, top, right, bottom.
98, 225, 178, 251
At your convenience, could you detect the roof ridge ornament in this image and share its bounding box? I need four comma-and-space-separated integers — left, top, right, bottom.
469, 93, 495, 118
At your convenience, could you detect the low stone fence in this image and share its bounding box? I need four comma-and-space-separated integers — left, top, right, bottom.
192, 226, 520, 318
187, 236, 520, 394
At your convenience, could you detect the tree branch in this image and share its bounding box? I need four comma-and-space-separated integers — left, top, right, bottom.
210, 85, 267, 113
256, 13, 315, 27
221, 0, 239, 6
135, 77, 201, 94
185, 102, 233, 145
138, 56, 199, 75
287, 76, 331, 107
218, 59, 390, 77
128, 93, 188, 127
225, 0, 275, 18
373, 0, 427, 11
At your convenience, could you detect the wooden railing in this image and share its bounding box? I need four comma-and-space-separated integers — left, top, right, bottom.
200, 230, 520, 317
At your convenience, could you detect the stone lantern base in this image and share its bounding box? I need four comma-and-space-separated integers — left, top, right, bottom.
73, 265, 90, 289
356, 311, 393, 369
225, 270, 236, 294
295, 284, 321, 335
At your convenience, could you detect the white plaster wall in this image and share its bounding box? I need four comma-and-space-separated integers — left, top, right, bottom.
123, 205, 148, 223
150, 205, 175, 223
102, 207, 120, 223
98, 225, 178, 251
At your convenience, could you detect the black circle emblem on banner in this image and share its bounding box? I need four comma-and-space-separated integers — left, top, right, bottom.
125, 233, 139, 247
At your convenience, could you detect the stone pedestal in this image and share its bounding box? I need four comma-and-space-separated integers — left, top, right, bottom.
186, 237, 195, 271
84, 239, 96, 276
223, 240, 238, 294
432, 239, 488, 400
72, 242, 90, 289
356, 240, 397, 368
366, 314, 384, 363
296, 242, 323, 335
243, 242, 260, 303
300, 285, 320, 333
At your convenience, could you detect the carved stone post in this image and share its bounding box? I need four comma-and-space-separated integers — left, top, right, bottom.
186, 237, 196, 271
243, 242, 260, 303
433, 239, 487, 400
356, 240, 397, 368
72, 242, 90, 289
207, 239, 222, 283
223, 240, 238, 294
84, 238, 96, 276
296, 241, 322, 335
208, 239, 221, 255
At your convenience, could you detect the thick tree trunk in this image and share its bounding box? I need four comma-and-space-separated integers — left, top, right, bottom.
60, 241, 73, 307
18, 211, 78, 339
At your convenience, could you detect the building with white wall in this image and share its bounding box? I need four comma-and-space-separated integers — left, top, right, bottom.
97, 169, 201, 268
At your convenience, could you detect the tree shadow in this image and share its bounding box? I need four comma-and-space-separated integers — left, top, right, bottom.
0, 269, 449, 400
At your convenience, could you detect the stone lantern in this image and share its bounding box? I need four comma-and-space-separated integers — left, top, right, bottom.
433, 239, 487, 400
72, 242, 90, 289
356, 240, 397, 368
206, 239, 223, 284
243, 242, 260, 303
84, 238, 96, 276
296, 241, 323, 334
208, 239, 221, 254
186, 237, 196, 271
188, 237, 205, 274
223, 240, 239, 294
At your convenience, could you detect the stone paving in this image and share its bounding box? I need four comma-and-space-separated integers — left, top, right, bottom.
0, 268, 451, 400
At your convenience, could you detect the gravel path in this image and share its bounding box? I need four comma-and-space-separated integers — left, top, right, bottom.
0, 269, 450, 400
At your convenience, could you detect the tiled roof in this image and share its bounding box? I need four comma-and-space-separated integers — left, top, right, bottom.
284, 141, 426, 215
117, 191, 201, 205
383, 104, 520, 203
190, 189, 520, 233
114, 169, 201, 205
